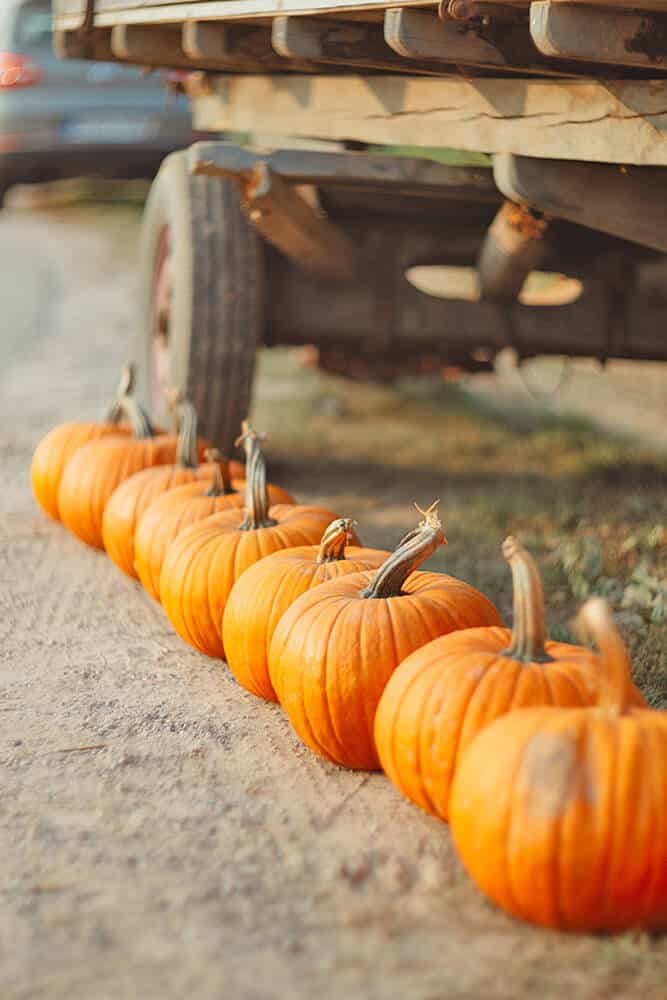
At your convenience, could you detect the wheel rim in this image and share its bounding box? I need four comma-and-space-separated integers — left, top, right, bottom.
150, 226, 172, 417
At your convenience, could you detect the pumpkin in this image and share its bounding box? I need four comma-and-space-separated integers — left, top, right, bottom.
160, 421, 339, 659
30, 364, 134, 521
134, 449, 294, 602
450, 598, 664, 933
222, 518, 389, 702
374, 536, 647, 821
268, 503, 503, 770
101, 399, 240, 578
58, 392, 202, 550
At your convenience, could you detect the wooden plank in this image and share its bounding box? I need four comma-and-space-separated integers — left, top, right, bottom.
239, 163, 361, 281
530, 2, 667, 68
182, 20, 246, 62
446, 0, 667, 8
54, 0, 437, 32
183, 19, 217, 60
494, 152, 667, 251
111, 21, 293, 72
550, 0, 667, 10
192, 74, 667, 166
110, 23, 192, 65
385, 8, 509, 65
182, 21, 317, 70
54, 27, 115, 59
188, 140, 500, 198
446, 1, 522, 20
271, 14, 451, 73
111, 19, 322, 71
384, 7, 625, 77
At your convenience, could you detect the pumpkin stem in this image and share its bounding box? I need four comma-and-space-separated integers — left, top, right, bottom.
501, 536, 553, 664
361, 501, 445, 599
105, 363, 136, 423
171, 395, 199, 469
317, 518, 358, 563
235, 420, 277, 530
575, 598, 633, 716
204, 448, 236, 497
114, 390, 155, 440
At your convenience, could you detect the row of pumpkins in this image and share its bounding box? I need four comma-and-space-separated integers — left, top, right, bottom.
31, 367, 667, 935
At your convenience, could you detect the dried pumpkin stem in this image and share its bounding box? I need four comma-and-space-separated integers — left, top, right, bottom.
317, 518, 357, 564
501, 536, 553, 663
174, 398, 199, 469
105, 363, 136, 423
235, 420, 277, 530
115, 391, 155, 440
205, 448, 236, 497
576, 598, 632, 716
361, 501, 445, 599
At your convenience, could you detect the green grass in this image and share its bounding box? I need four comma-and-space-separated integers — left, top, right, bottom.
368, 144, 493, 166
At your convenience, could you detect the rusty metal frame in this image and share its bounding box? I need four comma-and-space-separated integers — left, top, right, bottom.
236, 163, 361, 282
188, 141, 500, 200
477, 200, 548, 301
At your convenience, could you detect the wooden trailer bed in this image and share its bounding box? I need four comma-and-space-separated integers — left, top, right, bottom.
53, 0, 667, 82
52, 0, 667, 450
54, 0, 667, 165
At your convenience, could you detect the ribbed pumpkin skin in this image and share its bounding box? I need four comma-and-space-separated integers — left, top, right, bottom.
450, 706, 667, 932
222, 542, 388, 702
134, 477, 296, 600
133, 477, 290, 601
100, 456, 245, 578
160, 504, 339, 659
31, 421, 131, 521
269, 570, 504, 770
375, 627, 647, 820
58, 434, 181, 549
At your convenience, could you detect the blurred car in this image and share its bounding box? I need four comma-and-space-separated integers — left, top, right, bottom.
0, 0, 196, 204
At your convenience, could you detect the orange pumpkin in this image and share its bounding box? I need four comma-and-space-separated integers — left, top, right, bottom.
268, 503, 504, 770
101, 400, 240, 578
134, 450, 294, 602
374, 536, 647, 820
58, 393, 201, 550
223, 518, 389, 702
160, 421, 338, 659
450, 598, 665, 933
30, 365, 134, 521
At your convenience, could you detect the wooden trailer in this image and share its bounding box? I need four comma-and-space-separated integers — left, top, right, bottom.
54, 0, 667, 451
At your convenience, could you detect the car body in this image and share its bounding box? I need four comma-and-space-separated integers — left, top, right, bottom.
0, 0, 196, 203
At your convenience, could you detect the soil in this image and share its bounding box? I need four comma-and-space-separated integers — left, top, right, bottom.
1, 193, 666, 1000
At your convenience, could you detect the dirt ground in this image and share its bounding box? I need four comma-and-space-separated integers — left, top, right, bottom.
1, 191, 666, 1000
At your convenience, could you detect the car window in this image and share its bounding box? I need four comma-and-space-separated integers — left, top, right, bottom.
13, 1, 53, 51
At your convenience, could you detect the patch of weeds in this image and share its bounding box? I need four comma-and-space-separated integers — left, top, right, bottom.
554, 529, 665, 624
621, 564, 665, 625
551, 525, 666, 706
627, 628, 667, 708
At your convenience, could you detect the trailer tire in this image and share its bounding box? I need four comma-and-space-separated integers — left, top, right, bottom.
138, 149, 264, 454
